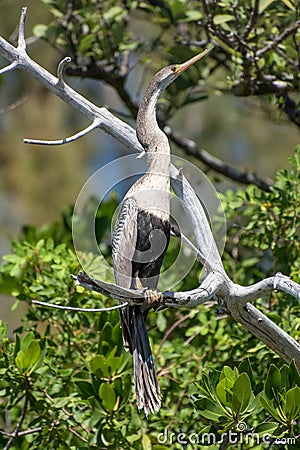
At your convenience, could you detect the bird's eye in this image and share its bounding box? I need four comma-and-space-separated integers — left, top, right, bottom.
171, 66, 177, 72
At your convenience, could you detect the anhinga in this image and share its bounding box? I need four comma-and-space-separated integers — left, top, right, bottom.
112, 49, 210, 415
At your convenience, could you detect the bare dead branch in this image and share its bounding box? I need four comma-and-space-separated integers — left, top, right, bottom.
0, 10, 139, 153
229, 302, 300, 369
170, 166, 225, 274
24, 120, 101, 146
73, 270, 300, 371
73, 271, 300, 308
72, 272, 145, 302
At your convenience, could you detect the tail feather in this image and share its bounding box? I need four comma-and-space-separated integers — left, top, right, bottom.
120, 305, 161, 415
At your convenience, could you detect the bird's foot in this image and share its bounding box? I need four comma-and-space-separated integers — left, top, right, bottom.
143, 289, 164, 311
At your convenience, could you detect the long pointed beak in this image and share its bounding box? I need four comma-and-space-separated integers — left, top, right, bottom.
176, 47, 213, 74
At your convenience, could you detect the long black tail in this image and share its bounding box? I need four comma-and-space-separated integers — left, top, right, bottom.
120, 305, 161, 415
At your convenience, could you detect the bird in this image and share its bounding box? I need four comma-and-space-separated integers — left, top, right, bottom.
112, 49, 211, 415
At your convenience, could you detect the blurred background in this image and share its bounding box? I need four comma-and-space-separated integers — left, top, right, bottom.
0, 0, 299, 333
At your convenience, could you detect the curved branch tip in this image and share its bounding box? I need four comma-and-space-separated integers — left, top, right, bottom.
57, 56, 72, 88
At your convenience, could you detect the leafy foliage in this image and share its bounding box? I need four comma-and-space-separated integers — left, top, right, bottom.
222, 146, 300, 279
33, 0, 300, 125
192, 360, 300, 442
0, 148, 300, 449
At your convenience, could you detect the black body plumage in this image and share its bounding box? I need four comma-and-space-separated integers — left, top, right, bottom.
112, 204, 170, 414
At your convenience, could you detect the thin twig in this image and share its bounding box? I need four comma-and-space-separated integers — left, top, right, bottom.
3, 378, 30, 450
32, 299, 128, 312
24, 120, 101, 145
0, 426, 42, 438
69, 428, 89, 443
243, 0, 259, 39
170, 226, 204, 261
0, 94, 27, 113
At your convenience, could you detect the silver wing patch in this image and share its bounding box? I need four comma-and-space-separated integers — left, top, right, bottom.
112, 198, 138, 289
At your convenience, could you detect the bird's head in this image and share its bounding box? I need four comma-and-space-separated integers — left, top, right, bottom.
151, 47, 213, 92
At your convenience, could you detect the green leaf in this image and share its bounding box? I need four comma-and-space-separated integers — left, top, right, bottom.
142, 434, 152, 450
107, 354, 123, 373
281, 0, 295, 10
20, 332, 35, 353
285, 386, 300, 421
260, 394, 282, 422
103, 6, 124, 22
33, 24, 48, 38
23, 340, 41, 374
238, 359, 256, 390
265, 365, 281, 400
213, 14, 235, 25
11, 299, 20, 311
90, 355, 110, 378
75, 380, 94, 399
79, 34, 94, 53
127, 434, 142, 443
181, 10, 203, 22
15, 333, 41, 373
15, 350, 25, 371
193, 397, 228, 421
259, 0, 275, 12
288, 360, 300, 387
99, 383, 116, 412
156, 313, 167, 332
231, 373, 252, 417
216, 377, 233, 407
0, 321, 7, 341
254, 422, 279, 436
219, 366, 236, 382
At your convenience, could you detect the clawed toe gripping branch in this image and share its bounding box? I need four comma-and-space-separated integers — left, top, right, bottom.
1, 8, 300, 372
